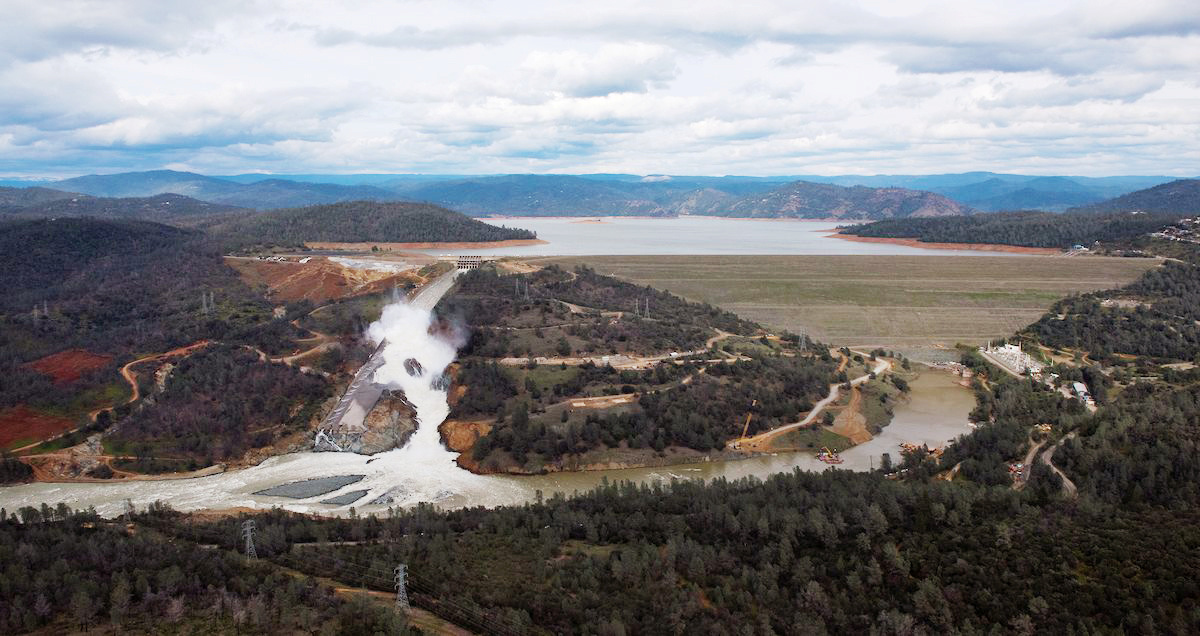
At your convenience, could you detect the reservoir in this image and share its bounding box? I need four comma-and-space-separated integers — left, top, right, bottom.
427, 217, 1011, 257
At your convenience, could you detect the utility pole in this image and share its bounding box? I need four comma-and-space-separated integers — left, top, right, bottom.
394, 564, 409, 611
241, 520, 257, 559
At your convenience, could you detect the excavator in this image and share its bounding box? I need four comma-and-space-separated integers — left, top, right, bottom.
817, 447, 845, 464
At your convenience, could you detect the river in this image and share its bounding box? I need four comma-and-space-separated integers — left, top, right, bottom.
422, 217, 1010, 257
0, 369, 973, 517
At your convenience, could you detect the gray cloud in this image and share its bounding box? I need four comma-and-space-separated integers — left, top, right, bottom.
1, 0, 1198, 177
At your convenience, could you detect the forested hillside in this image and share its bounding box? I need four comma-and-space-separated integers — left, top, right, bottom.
711, 180, 973, 219
1027, 261, 1200, 361
0, 192, 247, 225
441, 265, 839, 472
841, 209, 1185, 248
1071, 178, 1200, 215
840, 179, 1200, 248
0, 218, 306, 461
0, 507, 413, 633
0, 185, 76, 209
205, 200, 536, 250
106, 345, 331, 472
443, 265, 755, 358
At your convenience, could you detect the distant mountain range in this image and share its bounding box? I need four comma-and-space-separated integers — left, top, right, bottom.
1, 169, 1192, 218
709, 182, 970, 219
52, 170, 399, 209
0, 187, 247, 226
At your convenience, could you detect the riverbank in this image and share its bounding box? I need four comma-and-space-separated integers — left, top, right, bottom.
827, 232, 1062, 255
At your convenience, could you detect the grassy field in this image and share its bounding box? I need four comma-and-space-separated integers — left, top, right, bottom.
539, 255, 1158, 352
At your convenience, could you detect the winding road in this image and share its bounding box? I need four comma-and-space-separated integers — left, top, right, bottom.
733, 352, 892, 450
1041, 433, 1079, 497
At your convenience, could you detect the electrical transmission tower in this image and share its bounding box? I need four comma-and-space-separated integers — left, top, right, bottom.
241, 520, 257, 559
394, 564, 409, 610
123, 499, 135, 521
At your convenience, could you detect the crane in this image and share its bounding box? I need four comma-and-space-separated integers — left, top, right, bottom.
740, 399, 758, 439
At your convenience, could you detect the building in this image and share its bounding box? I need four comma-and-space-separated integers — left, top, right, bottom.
456, 255, 484, 270
983, 343, 1044, 376
1071, 381, 1095, 405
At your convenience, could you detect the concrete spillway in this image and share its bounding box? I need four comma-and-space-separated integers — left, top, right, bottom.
314, 339, 389, 451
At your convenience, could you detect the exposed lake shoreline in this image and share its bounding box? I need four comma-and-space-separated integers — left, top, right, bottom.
306, 238, 548, 250
828, 232, 1063, 255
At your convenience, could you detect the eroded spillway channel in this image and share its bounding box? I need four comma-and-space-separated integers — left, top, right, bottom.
0, 365, 974, 517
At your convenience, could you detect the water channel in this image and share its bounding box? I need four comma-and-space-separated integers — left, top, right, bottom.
0, 369, 973, 518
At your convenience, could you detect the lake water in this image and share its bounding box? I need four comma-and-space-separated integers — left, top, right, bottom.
424, 217, 1006, 257
0, 370, 973, 518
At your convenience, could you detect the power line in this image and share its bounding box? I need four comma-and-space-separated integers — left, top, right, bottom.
241, 520, 257, 559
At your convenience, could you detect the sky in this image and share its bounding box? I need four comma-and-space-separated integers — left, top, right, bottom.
1, 0, 1199, 178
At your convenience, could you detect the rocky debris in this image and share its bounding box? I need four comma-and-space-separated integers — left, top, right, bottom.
316, 389, 418, 454
358, 390, 418, 454
404, 358, 424, 377
154, 362, 175, 393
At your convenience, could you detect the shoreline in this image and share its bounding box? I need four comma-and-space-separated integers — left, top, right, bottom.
480, 215, 862, 223
828, 232, 1063, 255
305, 238, 548, 251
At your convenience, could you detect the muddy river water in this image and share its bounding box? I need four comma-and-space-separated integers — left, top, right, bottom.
0, 370, 973, 518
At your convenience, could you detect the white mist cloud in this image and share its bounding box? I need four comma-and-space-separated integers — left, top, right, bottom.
367, 301, 465, 397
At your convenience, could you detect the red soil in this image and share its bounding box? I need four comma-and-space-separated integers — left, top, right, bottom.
829, 232, 1063, 255
225, 257, 418, 303
25, 349, 113, 384
0, 405, 75, 449
306, 238, 546, 250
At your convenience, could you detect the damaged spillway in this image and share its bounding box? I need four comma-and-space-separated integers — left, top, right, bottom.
314, 279, 457, 456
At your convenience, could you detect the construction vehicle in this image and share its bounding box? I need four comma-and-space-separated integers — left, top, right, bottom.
817, 447, 844, 464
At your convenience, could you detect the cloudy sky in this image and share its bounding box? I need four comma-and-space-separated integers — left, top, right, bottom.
2, 0, 1199, 177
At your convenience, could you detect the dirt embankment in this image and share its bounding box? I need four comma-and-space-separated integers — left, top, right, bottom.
828, 232, 1063, 255
225, 256, 422, 304
827, 387, 873, 445
306, 239, 546, 250
439, 419, 492, 455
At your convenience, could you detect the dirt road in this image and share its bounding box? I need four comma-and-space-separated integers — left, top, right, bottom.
1012, 436, 1045, 490
734, 354, 892, 451
1041, 433, 1079, 497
